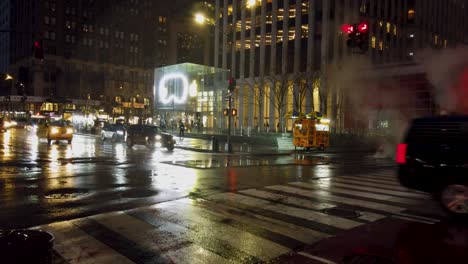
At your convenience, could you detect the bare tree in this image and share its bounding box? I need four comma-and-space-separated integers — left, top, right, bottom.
245, 77, 266, 131
265, 73, 289, 132
290, 72, 308, 114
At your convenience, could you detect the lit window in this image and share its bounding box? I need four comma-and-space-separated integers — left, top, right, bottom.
393, 25, 397, 36
434, 35, 439, 45
386, 22, 391, 33
408, 52, 414, 56
371, 36, 376, 48
408, 9, 415, 20
378, 40, 383, 51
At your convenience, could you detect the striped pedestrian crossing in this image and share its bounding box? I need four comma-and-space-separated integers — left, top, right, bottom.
33, 169, 442, 263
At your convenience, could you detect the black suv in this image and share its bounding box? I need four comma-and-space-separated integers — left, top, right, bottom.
398, 116, 468, 217
126, 125, 175, 151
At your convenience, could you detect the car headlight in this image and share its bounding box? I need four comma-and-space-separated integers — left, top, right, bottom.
117, 130, 124, 135
155, 135, 162, 140
66, 128, 74, 134
51, 127, 59, 134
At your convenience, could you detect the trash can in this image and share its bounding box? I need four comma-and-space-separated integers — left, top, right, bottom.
211, 136, 219, 152
0, 229, 54, 264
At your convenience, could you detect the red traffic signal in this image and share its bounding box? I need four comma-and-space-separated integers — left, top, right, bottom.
228, 77, 236, 92
34, 40, 44, 60
341, 24, 354, 34
357, 22, 369, 33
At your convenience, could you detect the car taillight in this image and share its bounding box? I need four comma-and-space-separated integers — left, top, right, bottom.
396, 144, 407, 164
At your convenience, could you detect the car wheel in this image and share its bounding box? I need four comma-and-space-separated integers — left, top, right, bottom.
126, 138, 134, 148
319, 145, 325, 151
68, 139, 72, 144
439, 184, 468, 218
167, 145, 174, 151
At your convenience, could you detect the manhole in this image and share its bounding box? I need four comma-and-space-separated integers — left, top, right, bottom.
343, 254, 394, 264
44, 188, 90, 200
322, 207, 361, 219
121, 189, 158, 198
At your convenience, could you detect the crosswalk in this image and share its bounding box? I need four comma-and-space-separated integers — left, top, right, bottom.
33, 169, 443, 264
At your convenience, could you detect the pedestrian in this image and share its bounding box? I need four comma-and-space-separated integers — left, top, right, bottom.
179, 121, 185, 138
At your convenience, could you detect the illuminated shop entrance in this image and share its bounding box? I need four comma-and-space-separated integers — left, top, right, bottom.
154, 63, 228, 131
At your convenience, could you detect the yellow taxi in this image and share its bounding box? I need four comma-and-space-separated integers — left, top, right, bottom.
37, 119, 74, 144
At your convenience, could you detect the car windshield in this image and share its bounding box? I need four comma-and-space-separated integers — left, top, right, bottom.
50, 120, 71, 127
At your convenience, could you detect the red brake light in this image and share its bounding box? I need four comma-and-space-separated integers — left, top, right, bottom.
396, 144, 407, 164
341, 24, 354, 34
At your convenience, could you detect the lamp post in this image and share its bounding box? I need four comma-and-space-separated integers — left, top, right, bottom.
194, 0, 259, 152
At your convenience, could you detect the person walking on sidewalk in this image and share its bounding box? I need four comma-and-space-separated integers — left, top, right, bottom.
179, 121, 185, 138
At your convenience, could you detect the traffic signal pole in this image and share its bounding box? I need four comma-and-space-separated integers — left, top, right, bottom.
227, 92, 232, 152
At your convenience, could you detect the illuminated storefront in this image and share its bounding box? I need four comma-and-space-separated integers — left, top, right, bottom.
154, 63, 228, 130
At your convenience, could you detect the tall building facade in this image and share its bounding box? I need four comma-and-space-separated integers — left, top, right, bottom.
1, 0, 171, 122
212, 0, 468, 132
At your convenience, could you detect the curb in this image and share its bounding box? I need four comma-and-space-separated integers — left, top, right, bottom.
174, 146, 293, 156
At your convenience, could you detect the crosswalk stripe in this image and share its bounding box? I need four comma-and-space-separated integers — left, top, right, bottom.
239, 189, 386, 222
354, 174, 399, 182
36, 221, 134, 264
74, 218, 168, 264
339, 176, 402, 186
330, 177, 420, 193
315, 179, 429, 199
91, 212, 192, 255
92, 212, 232, 264
391, 215, 436, 225
266, 185, 404, 213
162, 244, 232, 264
179, 198, 330, 245
129, 209, 261, 263
290, 182, 422, 205
142, 200, 291, 261
207, 192, 363, 230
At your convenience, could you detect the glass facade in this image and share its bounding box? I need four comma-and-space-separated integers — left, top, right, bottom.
153, 63, 229, 130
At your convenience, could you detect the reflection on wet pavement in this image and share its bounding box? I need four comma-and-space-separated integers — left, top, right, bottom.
162, 156, 331, 169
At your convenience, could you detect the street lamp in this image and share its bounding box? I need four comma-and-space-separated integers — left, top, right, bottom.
194, 13, 207, 25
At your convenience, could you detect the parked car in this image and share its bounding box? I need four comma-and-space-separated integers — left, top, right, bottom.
101, 124, 126, 142
126, 125, 175, 151
36, 119, 74, 145
397, 115, 468, 218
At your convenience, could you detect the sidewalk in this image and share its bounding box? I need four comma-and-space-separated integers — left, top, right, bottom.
173, 137, 291, 155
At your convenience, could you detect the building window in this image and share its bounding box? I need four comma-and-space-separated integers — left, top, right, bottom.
50, 32, 56, 40
120, 32, 124, 39
407, 9, 415, 22
44, 16, 50, 24
71, 35, 76, 43
65, 35, 71, 42
158, 16, 167, 24
371, 36, 376, 49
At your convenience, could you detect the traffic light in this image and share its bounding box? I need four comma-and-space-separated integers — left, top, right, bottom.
34, 40, 44, 60
231, 108, 237, 117
228, 77, 236, 93
223, 108, 229, 116
343, 22, 369, 52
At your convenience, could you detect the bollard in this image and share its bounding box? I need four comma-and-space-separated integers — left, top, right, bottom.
0, 229, 54, 264
211, 136, 219, 152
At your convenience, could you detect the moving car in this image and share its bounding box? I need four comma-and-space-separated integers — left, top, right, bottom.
126, 125, 175, 151
12, 118, 28, 128
397, 115, 468, 217
101, 123, 126, 142
36, 119, 74, 144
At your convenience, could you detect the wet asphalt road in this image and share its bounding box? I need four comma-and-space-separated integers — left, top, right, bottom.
2, 128, 463, 263
0, 128, 398, 229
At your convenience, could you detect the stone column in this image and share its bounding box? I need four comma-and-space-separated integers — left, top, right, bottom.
248, 5, 256, 129
305, 0, 315, 114
269, 0, 278, 129
214, 0, 220, 67
239, 0, 246, 129
222, 0, 228, 69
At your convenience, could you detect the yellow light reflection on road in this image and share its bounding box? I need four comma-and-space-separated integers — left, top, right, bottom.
152, 166, 198, 195
1, 130, 11, 161
115, 144, 126, 163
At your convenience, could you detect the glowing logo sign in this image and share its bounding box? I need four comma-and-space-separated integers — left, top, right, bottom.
158, 73, 189, 104
189, 80, 198, 97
